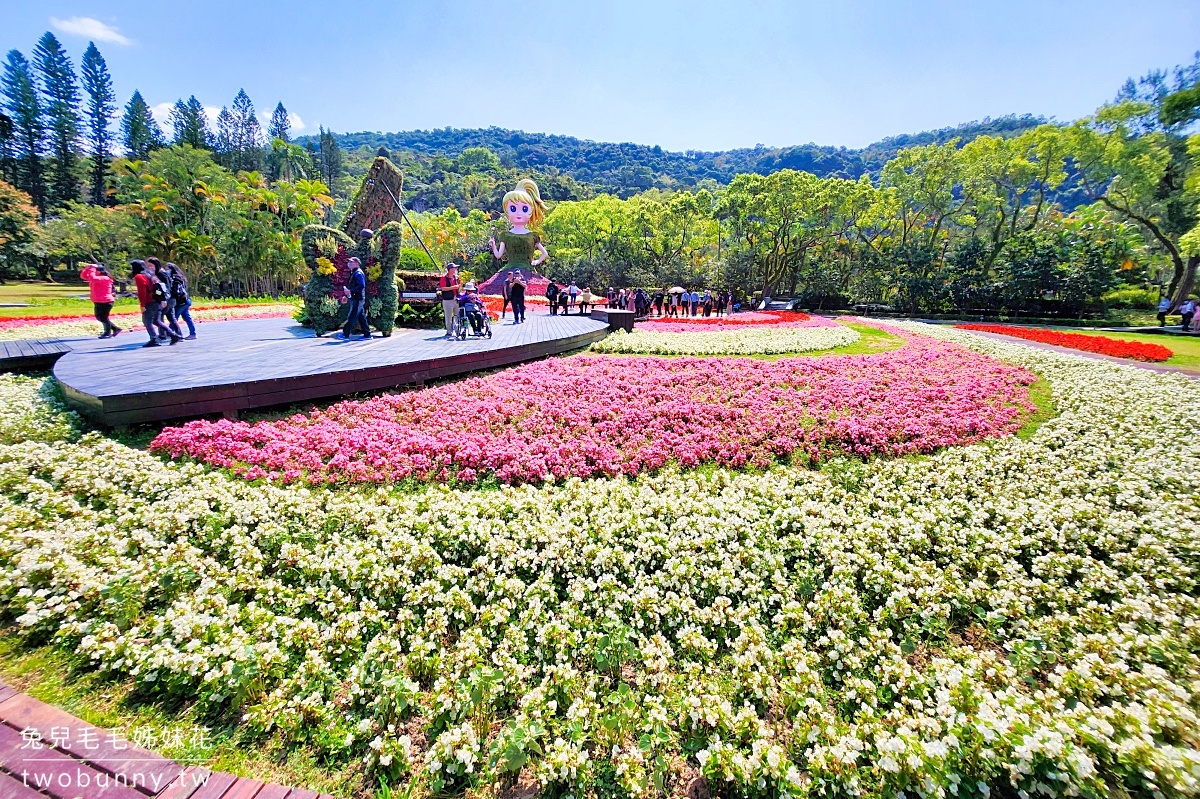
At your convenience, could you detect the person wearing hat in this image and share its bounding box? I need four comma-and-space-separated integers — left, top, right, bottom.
337, 257, 370, 340
439, 264, 461, 338
457, 280, 485, 335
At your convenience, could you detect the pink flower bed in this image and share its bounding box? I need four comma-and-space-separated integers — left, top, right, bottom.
639, 313, 839, 333
151, 329, 1036, 485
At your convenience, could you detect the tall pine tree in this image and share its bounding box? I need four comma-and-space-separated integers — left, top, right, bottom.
121, 90, 163, 159
169, 96, 211, 149
80, 42, 115, 205
214, 105, 235, 167
268, 102, 290, 143
230, 89, 262, 173
33, 32, 81, 209
0, 112, 14, 184
318, 126, 341, 191
1, 51, 44, 216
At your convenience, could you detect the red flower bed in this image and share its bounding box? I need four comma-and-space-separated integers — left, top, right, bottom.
0, 303, 281, 331
956, 324, 1173, 362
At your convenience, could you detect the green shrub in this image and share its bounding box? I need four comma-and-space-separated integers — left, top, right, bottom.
395, 303, 442, 328
397, 248, 439, 273
1101, 285, 1159, 310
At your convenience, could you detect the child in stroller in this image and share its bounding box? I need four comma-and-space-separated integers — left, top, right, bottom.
454, 282, 492, 339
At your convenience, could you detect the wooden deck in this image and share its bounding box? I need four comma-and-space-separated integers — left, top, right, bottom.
55, 313, 609, 426
0, 680, 332, 799
0, 340, 72, 372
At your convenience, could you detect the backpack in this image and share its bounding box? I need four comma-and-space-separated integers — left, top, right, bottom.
172, 277, 188, 303
151, 281, 167, 303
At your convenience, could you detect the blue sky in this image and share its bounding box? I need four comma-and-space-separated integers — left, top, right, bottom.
2, 1, 1197, 152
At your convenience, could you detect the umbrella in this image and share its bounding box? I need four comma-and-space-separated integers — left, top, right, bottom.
668, 286, 687, 294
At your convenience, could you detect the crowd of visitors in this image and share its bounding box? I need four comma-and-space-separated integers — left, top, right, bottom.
78, 258, 197, 347
599, 287, 738, 319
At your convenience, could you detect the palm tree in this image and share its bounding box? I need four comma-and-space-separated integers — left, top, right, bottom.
268, 137, 311, 184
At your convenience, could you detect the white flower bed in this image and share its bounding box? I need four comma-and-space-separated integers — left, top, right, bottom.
585, 319, 859, 352
590, 322, 860, 355
0, 324, 1196, 797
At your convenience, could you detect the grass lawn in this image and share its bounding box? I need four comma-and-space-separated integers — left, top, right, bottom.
0, 631, 356, 797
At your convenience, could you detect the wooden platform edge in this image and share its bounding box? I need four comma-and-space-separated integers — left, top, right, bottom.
62, 325, 608, 426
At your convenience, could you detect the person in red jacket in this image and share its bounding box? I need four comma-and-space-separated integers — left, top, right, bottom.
79, 263, 121, 338
131, 260, 179, 347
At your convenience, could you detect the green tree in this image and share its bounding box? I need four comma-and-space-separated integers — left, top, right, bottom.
1068, 102, 1197, 304
229, 89, 263, 173
80, 42, 115, 206
32, 32, 81, 209
38, 200, 133, 268
267, 137, 310, 183
121, 90, 164, 159
169, 96, 212, 149
0, 112, 12, 184
112, 144, 228, 275
267, 102, 290, 143
0, 178, 37, 280
1, 50, 44, 216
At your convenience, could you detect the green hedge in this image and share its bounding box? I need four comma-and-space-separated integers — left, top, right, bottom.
398, 248, 439, 273
1101, 285, 1159, 310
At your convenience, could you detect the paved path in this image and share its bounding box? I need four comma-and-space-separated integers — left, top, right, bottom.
54, 313, 608, 425
0, 680, 332, 798
960, 329, 1199, 379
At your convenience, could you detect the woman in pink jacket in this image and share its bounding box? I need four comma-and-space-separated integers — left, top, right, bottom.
80, 263, 122, 338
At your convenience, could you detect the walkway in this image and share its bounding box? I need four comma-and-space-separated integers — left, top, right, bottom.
0, 680, 333, 799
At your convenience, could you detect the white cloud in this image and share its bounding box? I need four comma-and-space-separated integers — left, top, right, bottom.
288, 112, 305, 132
49, 16, 132, 46
150, 102, 173, 127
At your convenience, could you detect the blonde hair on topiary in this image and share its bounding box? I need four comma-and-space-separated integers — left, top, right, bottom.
502, 178, 548, 228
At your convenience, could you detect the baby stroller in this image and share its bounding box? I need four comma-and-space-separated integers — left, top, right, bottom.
452, 303, 492, 340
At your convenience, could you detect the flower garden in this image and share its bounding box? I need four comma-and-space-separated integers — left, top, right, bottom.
591, 313, 859, 355
956, 323, 1174, 362
0, 318, 1198, 799
0, 302, 298, 341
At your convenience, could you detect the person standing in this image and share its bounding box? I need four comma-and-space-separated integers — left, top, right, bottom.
438, 264, 461, 338
155, 261, 184, 339
501, 271, 514, 319
689, 289, 699, 317
132, 260, 179, 346
653, 288, 664, 317
80, 263, 121, 338
509, 271, 527, 323
338, 257, 371, 340
1182, 297, 1196, 332
568, 280, 579, 311
546, 280, 560, 314
702, 290, 714, 317
167, 263, 197, 339
1157, 295, 1171, 327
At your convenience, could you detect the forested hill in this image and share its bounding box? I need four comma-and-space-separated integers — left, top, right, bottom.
310, 114, 1045, 195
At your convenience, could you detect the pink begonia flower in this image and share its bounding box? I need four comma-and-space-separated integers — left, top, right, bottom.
151, 324, 1035, 485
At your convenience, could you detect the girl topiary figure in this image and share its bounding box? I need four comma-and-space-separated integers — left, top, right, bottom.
488, 178, 550, 276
